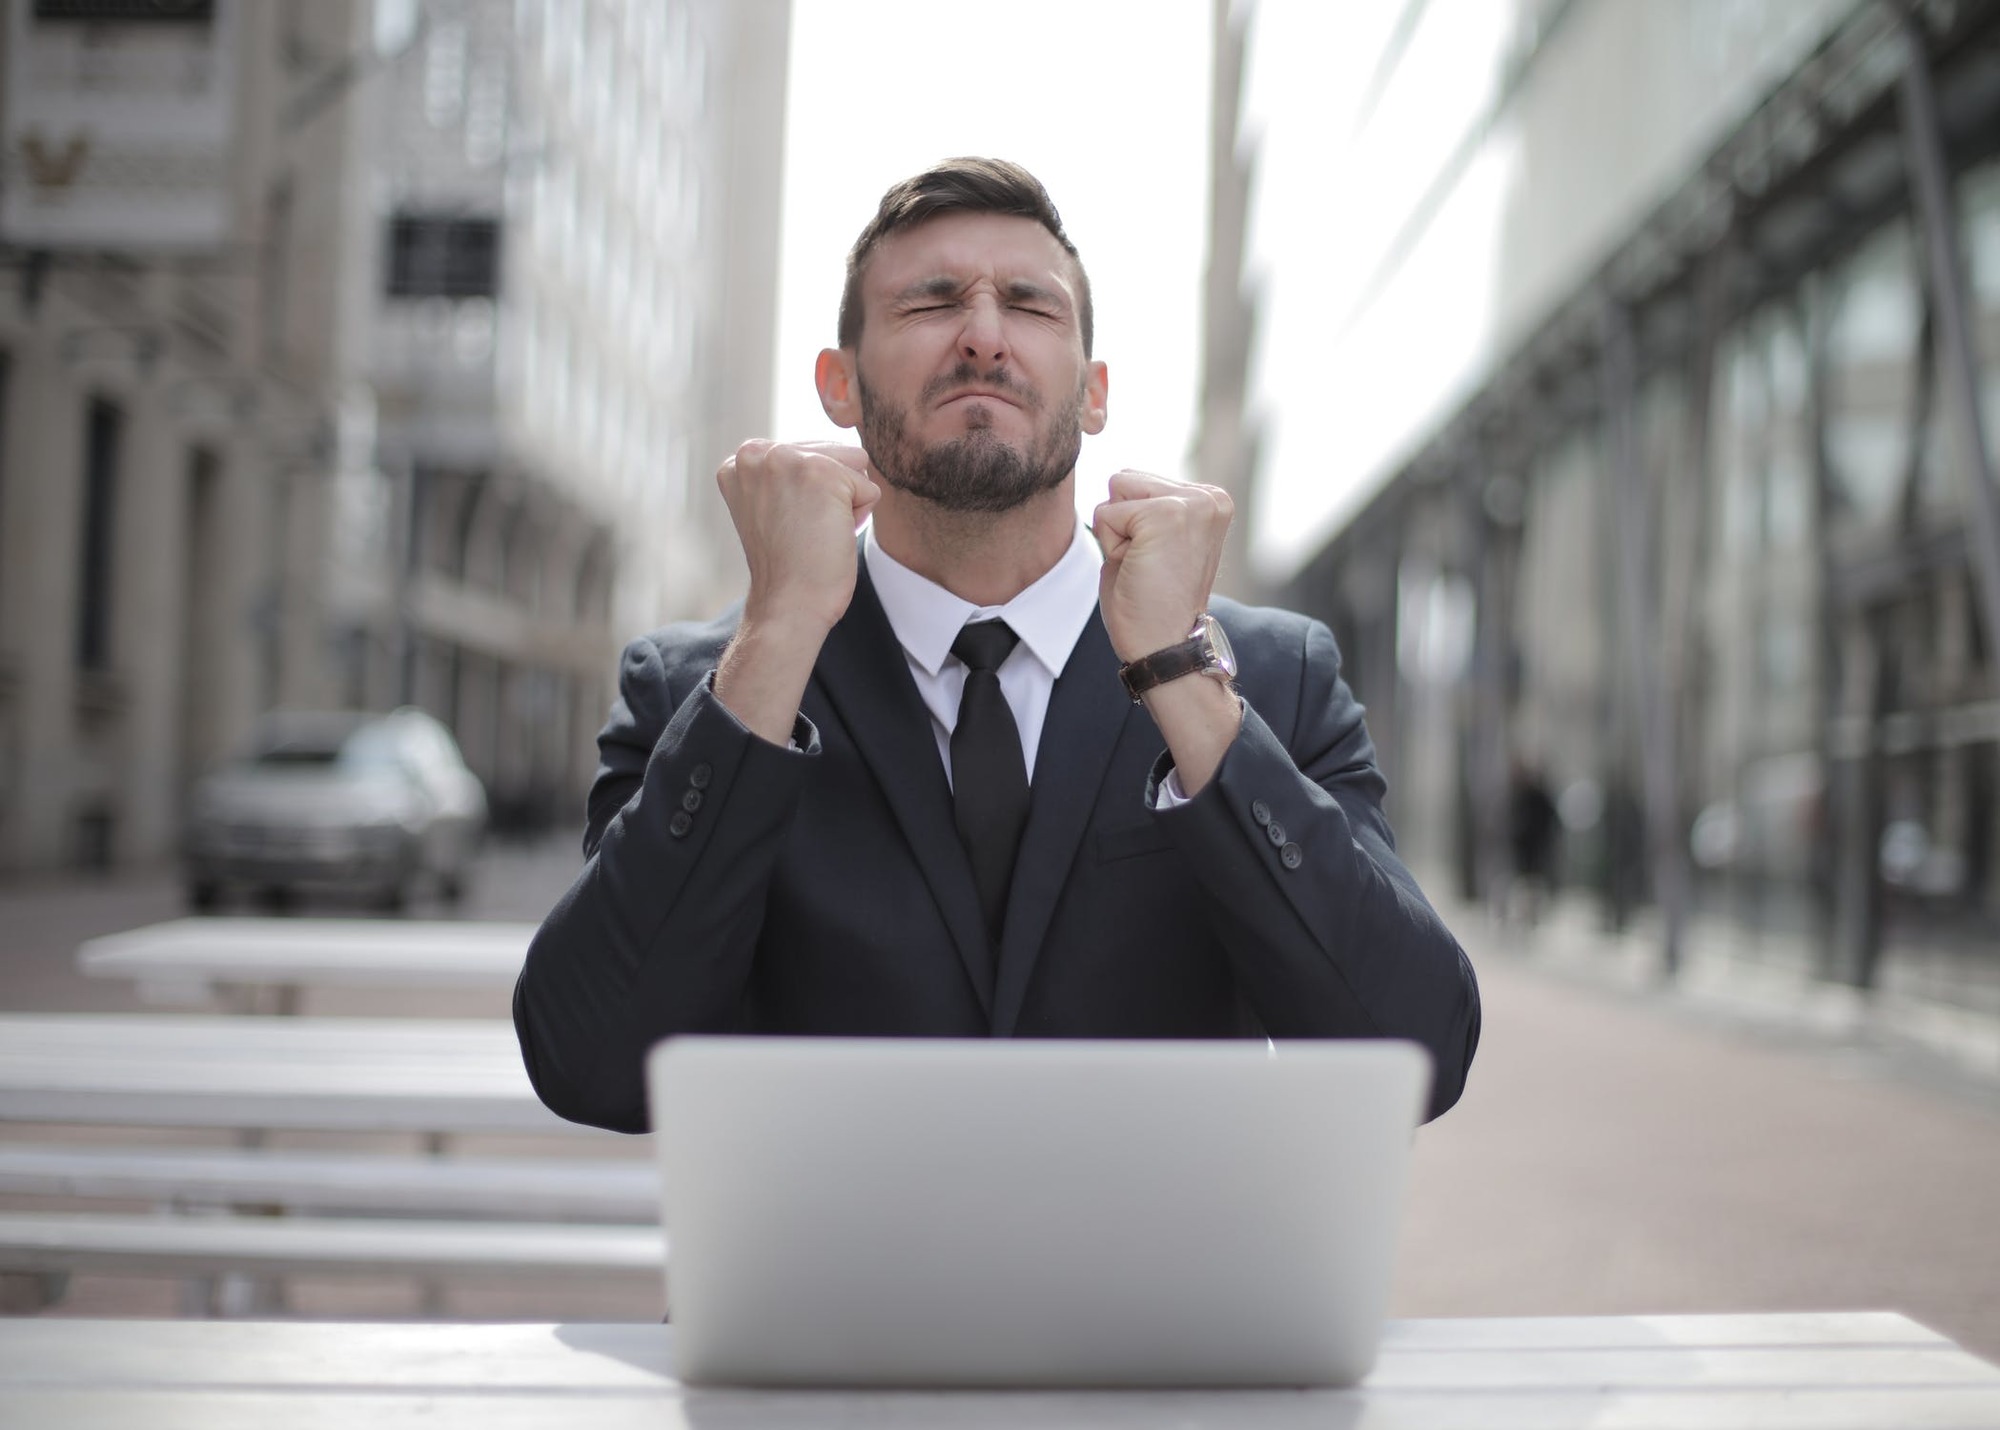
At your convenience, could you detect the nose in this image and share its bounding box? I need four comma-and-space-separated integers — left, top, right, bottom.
958, 294, 1007, 365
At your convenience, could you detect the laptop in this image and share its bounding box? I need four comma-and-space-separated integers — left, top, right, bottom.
645, 1036, 1431, 1388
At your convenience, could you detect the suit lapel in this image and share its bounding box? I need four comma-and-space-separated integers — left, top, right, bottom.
991, 609, 1139, 1036
811, 554, 996, 1013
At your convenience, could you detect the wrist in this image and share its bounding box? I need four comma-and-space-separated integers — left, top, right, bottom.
1117, 612, 1236, 703
1108, 612, 1203, 666
714, 615, 827, 746
737, 600, 837, 654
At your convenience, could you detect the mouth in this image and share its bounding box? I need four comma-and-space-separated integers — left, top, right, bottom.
937, 387, 1023, 412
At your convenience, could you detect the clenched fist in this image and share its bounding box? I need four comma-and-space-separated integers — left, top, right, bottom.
717, 440, 882, 636
712, 440, 881, 745
1091, 470, 1234, 663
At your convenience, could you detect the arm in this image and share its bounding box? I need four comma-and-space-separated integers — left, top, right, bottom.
1092, 471, 1477, 1120
514, 439, 880, 1133
1154, 613, 1480, 1120
513, 639, 817, 1132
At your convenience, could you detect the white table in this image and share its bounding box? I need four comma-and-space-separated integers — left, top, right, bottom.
76, 918, 536, 1012
0, 1013, 598, 1138
0, 1313, 1996, 1427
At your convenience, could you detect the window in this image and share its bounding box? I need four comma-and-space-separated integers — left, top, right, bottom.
261, 178, 294, 363
76, 398, 121, 671
385, 214, 501, 299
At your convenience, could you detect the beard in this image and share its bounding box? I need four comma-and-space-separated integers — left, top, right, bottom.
858, 360, 1085, 515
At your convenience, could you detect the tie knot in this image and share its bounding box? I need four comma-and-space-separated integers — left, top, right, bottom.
952, 620, 1019, 674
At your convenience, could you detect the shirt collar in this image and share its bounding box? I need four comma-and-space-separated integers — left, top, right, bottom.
864, 520, 1102, 680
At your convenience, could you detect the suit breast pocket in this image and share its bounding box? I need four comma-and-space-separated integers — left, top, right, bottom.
1094, 819, 1176, 865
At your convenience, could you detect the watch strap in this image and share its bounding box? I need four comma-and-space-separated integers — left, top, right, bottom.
1118, 631, 1213, 702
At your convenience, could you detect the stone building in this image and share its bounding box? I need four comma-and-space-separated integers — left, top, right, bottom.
0, 0, 791, 872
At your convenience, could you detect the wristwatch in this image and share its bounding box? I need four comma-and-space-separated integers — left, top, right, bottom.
1117, 613, 1238, 702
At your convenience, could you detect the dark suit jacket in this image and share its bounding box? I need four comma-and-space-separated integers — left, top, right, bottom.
514, 558, 1480, 1131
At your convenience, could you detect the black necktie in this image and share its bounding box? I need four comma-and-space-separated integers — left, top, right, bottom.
951, 620, 1030, 945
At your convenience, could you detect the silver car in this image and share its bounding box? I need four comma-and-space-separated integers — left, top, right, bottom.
184, 708, 488, 911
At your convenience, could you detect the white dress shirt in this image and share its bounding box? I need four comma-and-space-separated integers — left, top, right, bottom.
863, 522, 1197, 807
864, 521, 1100, 787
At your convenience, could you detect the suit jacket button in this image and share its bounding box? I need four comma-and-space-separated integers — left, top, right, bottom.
681, 788, 703, 813
1281, 842, 1303, 869
689, 762, 713, 790
1250, 799, 1271, 827
669, 811, 694, 838
1266, 821, 1287, 847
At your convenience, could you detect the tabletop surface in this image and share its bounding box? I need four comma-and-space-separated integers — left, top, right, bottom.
1, 1312, 1997, 1428
0, 1013, 598, 1137
76, 918, 537, 988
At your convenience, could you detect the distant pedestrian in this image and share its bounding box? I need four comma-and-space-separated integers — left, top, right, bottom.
1508, 759, 1560, 925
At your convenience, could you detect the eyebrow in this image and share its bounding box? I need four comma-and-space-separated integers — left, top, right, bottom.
1002, 279, 1068, 312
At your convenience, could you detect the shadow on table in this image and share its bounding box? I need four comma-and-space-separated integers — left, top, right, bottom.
554, 1322, 1377, 1427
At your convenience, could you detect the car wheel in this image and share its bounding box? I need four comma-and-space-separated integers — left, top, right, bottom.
187, 880, 221, 911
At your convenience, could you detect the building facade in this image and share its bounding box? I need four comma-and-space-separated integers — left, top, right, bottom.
1206, 0, 2000, 1009
0, 0, 791, 874
334, 0, 790, 830
0, 0, 364, 873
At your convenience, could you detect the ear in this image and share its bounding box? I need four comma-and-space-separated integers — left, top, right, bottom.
816, 348, 861, 429
1081, 359, 1109, 436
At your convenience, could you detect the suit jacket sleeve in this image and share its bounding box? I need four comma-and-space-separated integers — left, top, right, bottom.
1153, 612, 1481, 1120
513, 626, 814, 1132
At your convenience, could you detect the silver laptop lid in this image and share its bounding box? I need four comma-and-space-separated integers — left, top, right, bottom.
647, 1037, 1430, 1389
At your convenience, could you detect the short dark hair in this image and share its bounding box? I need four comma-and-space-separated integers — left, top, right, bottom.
837, 157, 1094, 356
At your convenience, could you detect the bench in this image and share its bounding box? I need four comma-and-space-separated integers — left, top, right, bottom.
0, 1211, 664, 1316
75, 918, 536, 1013
0, 1012, 650, 1313
0, 1013, 600, 1137
0, 1142, 659, 1222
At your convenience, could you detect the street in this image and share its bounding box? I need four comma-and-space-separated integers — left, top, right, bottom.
1, 840, 1997, 1357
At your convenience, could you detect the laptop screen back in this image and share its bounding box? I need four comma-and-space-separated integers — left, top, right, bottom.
647, 1036, 1430, 1388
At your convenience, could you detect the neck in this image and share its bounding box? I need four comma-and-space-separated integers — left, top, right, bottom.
871, 478, 1078, 607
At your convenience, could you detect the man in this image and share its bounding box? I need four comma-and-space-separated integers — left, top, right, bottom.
515, 158, 1479, 1132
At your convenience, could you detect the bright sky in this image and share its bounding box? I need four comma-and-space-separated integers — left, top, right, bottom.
771, 0, 1213, 520
1238, 0, 1511, 573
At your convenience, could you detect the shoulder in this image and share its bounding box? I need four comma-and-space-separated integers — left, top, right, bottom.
617, 606, 742, 705
1208, 596, 1332, 668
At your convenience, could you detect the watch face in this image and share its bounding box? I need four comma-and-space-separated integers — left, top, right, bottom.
1201, 614, 1237, 677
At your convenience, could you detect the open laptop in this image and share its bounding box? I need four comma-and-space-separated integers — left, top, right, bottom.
645, 1036, 1431, 1388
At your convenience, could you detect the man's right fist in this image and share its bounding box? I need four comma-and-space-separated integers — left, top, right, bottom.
717, 440, 881, 635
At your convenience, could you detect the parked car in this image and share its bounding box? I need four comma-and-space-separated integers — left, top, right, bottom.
183, 708, 487, 911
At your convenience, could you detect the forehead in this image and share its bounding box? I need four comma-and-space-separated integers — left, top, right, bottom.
861, 210, 1082, 305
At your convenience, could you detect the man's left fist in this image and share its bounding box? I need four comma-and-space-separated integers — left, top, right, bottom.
1091, 470, 1234, 663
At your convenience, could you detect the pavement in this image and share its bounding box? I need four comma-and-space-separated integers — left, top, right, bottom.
1, 841, 1997, 1358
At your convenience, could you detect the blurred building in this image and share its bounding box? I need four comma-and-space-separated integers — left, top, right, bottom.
0, 0, 362, 874
1206, 0, 2000, 1006
341, 0, 789, 831
0, 0, 790, 873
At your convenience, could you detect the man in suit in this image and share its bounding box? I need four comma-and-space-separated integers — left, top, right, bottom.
515, 157, 1479, 1132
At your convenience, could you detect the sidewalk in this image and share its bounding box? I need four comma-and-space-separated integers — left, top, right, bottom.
1450, 884, 2000, 1106
1400, 881, 2000, 1361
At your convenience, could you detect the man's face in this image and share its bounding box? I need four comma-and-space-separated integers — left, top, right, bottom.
836, 211, 1107, 514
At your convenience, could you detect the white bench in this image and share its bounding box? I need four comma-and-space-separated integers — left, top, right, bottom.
0, 1012, 648, 1313
75, 918, 536, 1012
0, 1142, 658, 1222
0, 1211, 664, 1315
0, 1013, 597, 1137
